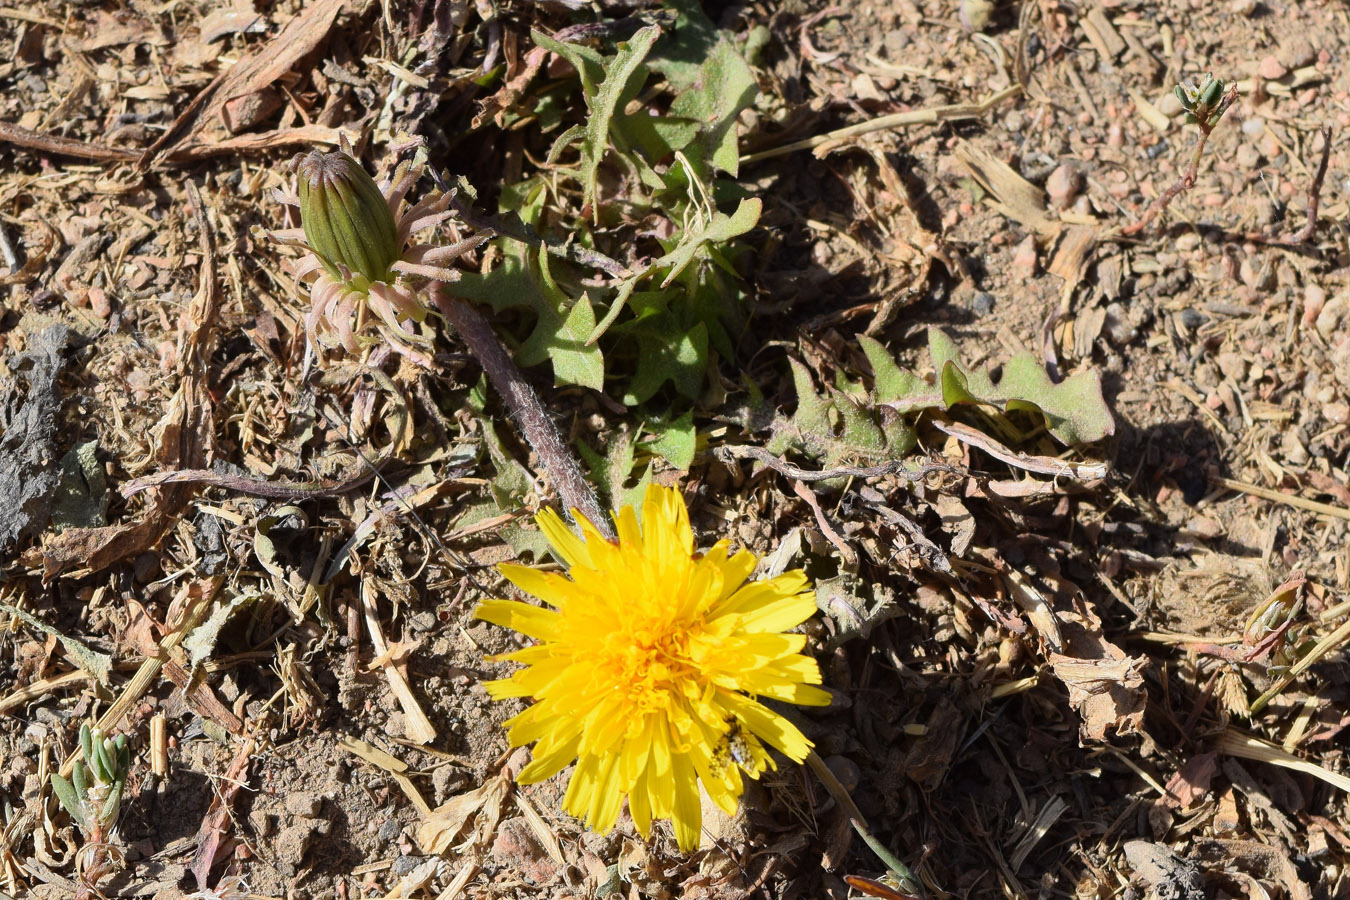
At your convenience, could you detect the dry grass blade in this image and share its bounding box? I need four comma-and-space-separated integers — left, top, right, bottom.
742, 85, 1021, 163
360, 579, 437, 745
1217, 730, 1350, 794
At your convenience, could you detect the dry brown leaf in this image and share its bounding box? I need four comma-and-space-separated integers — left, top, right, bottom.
954, 142, 1061, 241
417, 774, 511, 856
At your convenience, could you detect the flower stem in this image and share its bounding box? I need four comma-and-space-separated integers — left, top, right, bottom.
806, 750, 926, 897
433, 291, 613, 540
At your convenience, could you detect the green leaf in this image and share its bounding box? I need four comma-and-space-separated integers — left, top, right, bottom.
668, 39, 758, 175
644, 411, 697, 470
516, 251, 604, 390
98, 778, 126, 829
458, 241, 604, 390
624, 319, 708, 405
586, 198, 760, 345
858, 335, 926, 405
536, 25, 661, 219
927, 329, 1115, 444
50, 773, 87, 830
184, 592, 258, 675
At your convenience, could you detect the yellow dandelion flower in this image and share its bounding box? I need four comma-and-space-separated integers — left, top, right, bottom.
476, 483, 830, 852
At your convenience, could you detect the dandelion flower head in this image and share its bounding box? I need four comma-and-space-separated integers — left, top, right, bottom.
476, 483, 829, 852
273, 138, 482, 367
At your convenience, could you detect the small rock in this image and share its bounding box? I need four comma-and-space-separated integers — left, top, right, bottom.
1011, 235, 1038, 276
285, 793, 323, 818
1046, 162, 1085, 210
824, 755, 862, 793
491, 817, 559, 884
1258, 55, 1287, 80
1103, 302, 1137, 346
1185, 515, 1224, 540
1216, 351, 1247, 382
1241, 117, 1265, 138
88, 287, 112, 319
1004, 110, 1025, 132
1158, 92, 1183, 117
1239, 257, 1272, 291
971, 291, 995, 316
1325, 402, 1350, 426
392, 854, 429, 877
1303, 283, 1326, 325
1278, 37, 1316, 70
1315, 296, 1345, 339
1235, 144, 1260, 170
1229, 0, 1258, 14
959, 0, 994, 31
1175, 232, 1201, 252
1107, 122, 1124, 148
1281, 428, 1309, 466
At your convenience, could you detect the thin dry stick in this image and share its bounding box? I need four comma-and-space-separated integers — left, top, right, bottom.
1121, 85, 1239, 237
433, 291, 612, 538
740, 85, 1022, 164
1209, 474, 1350, 522
1254, 124, 1333, 246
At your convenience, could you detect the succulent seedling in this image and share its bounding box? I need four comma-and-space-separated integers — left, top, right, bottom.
50, 722, 131, 838
1174, 73, 1229, 129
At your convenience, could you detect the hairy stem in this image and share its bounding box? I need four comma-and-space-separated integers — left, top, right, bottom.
433, 290, 613, 539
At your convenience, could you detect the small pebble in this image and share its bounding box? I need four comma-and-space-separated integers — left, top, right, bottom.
1229, 0, 1258, 14
1241, 117, 1266, 138
971, 291, 995, 316
1258, 55, 1287, 80
1235, 144, 1260, 169
1046, 162, 1085, 210
1281, 428, 1309, 466
1107, 122, 1124, 148
1158, 92, 1183, 117
1175, 232, 1201, 252
959, 0, 994, 31
1278, 37, 1316, 70
1302, 283, 1326, 325
1316, 296, 1345, 339
88, 287, 112, 319
1325, 401, 1350, 426
1012, 235, 1038, 276
1147, 141, 1170, 160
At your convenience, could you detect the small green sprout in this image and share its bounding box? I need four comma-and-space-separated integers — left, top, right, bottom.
50, 722, 131, 837
1174, 74, 1228, 128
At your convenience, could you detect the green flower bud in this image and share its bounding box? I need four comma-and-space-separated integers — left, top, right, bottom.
1198, 75, 1224, 110
297, 150, 400, 288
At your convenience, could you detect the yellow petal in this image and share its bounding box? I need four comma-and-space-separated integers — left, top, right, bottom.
669, 750, 702, 852
720, 694, 814, 762
518, 730, 581, 783
629, 766, 653, 838
537, 507, 592, 569
498, 565, 578, 609
473, 599, 560, 640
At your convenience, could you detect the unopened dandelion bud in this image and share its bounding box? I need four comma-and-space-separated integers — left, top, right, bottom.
296, 150, 400, 286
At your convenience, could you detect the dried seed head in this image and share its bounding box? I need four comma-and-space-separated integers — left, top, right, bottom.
296, 150, 400, 287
